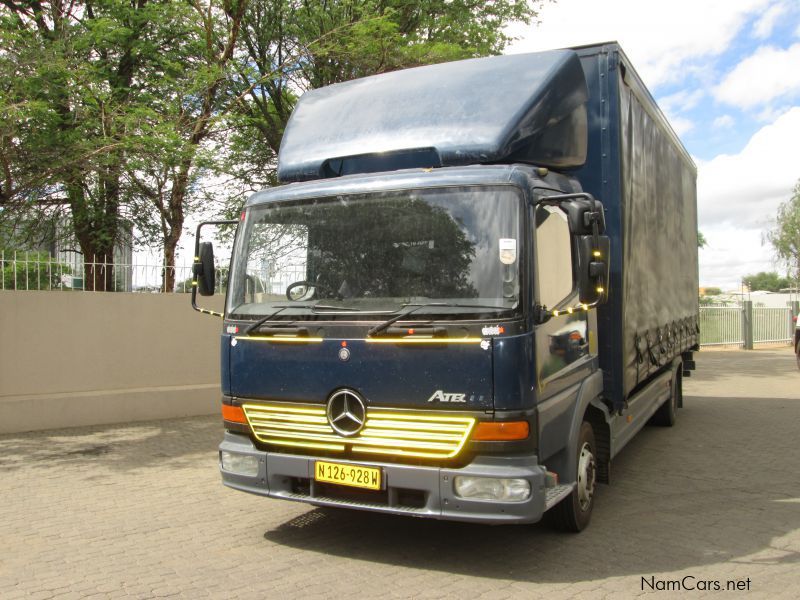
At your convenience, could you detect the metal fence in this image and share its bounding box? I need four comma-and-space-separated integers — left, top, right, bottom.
3, 252, 798, 346
752, 307, 794, 344
699, 304, 796, 347
699, 307, 743, 346
0, 251, 226, 294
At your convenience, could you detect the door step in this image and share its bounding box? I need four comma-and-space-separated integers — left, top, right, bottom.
544, 483, 575, 510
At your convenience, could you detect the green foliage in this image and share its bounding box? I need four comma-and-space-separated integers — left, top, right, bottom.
702, 287, 722, 296
698, 231, 707, 248
742, 271, 792, 292
767, 180, 800, 281
217, 0, 547, 219
1, 0, 546, 291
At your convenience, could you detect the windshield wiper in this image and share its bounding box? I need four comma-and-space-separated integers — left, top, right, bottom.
244, 306, 290, 335
367, 302, 509, 337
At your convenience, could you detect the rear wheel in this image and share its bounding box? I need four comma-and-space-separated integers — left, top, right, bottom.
552, 421, 597, 532
651, 369, 681, 427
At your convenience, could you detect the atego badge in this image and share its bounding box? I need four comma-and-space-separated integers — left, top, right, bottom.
427, 390, 466, 403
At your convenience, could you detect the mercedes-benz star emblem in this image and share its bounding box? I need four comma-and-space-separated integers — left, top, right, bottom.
326, 389, 366, 437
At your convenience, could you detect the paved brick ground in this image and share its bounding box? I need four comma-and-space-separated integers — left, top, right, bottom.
1, 348, 799, 599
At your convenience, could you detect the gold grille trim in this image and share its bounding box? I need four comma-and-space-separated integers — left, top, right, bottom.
242, 402, 476, 459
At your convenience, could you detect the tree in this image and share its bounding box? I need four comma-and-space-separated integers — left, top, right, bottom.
742, 271, 792, 292
1, 0, 545, 292
216, 0, 546, 217
0, 1, 200, 290
698, 231, 707, 248
767, 179, 800, 284
124, 0, 247, 292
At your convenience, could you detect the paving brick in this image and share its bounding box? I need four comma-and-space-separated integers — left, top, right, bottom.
1, 348, 798, 598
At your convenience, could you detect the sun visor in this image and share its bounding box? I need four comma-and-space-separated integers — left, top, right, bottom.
277, 50, 589, 183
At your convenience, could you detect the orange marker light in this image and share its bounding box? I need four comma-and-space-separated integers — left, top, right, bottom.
408, 329, 415, 335
222, 404, 247, 424
472, 421, 530, 441
341, 341, 347, 347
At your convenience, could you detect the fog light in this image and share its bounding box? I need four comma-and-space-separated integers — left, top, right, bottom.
453, 476, 531, 502
220, 451, 259, 476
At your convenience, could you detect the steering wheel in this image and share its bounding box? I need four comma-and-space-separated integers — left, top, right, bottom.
286, 280, 341, 301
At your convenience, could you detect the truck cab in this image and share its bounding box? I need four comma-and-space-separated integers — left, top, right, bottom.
193, 43, 699, 532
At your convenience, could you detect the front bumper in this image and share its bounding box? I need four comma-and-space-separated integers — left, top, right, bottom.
219, 432, 549, 524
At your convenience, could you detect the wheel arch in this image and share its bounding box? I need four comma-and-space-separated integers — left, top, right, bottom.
544, 370, 611, 485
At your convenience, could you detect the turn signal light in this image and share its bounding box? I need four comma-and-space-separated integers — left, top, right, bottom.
472, 421, 530, 441
222, 404, 247, 424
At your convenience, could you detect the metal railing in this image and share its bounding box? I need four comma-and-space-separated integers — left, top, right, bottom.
699, 306, 743, 346
699, 304, 795, 347
4, 251, 799, 347
0, 251, 226, 294
752, 307, 794, 344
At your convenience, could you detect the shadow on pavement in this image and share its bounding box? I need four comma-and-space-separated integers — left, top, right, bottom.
0, 415, 221, 474
263, 391, 800, 583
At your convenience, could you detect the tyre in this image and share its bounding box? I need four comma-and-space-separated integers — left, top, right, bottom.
796, 341, 800, 371
552, 421, 597, 532
651, 369, 681, 427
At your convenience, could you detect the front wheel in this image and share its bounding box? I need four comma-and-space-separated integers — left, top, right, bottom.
552, 421, 597, 532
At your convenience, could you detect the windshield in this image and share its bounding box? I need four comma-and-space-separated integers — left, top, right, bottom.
226, 185, 522, 321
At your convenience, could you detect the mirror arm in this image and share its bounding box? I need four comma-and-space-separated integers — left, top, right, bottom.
192, 219, 238, 318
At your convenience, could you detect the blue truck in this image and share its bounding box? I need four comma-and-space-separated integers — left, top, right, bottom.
192, 42, 699, 531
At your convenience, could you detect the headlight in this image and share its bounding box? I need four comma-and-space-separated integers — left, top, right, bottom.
220, 451, 259, 477
453, 476, 531, 502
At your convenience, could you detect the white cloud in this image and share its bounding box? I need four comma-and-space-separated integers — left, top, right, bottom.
507, 0, 770, 88
714, 43, 800, 108
657, 89, 705, 114
752, 1, 789, 39
697, 108, 800, 287
756, 103, 793, 122
667, 116, 694, 137
712, 114, 735, 128
699, 226, 776, 289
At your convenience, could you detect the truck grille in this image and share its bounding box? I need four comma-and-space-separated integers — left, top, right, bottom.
241, 402, 476, 459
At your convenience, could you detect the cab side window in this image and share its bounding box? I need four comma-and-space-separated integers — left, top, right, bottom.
534, 205, 574, 309
533, 205, 588, 383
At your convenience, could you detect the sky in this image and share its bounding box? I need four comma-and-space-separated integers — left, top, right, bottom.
507, 0, 800, 290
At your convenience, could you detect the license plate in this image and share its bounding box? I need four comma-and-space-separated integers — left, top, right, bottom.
314, 461, 382, 490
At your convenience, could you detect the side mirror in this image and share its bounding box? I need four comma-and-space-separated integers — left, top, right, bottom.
194, 242, 216, 296
577, 235, 610, 305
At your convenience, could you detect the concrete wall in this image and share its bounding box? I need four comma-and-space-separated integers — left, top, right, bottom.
0, 291, 225, 433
